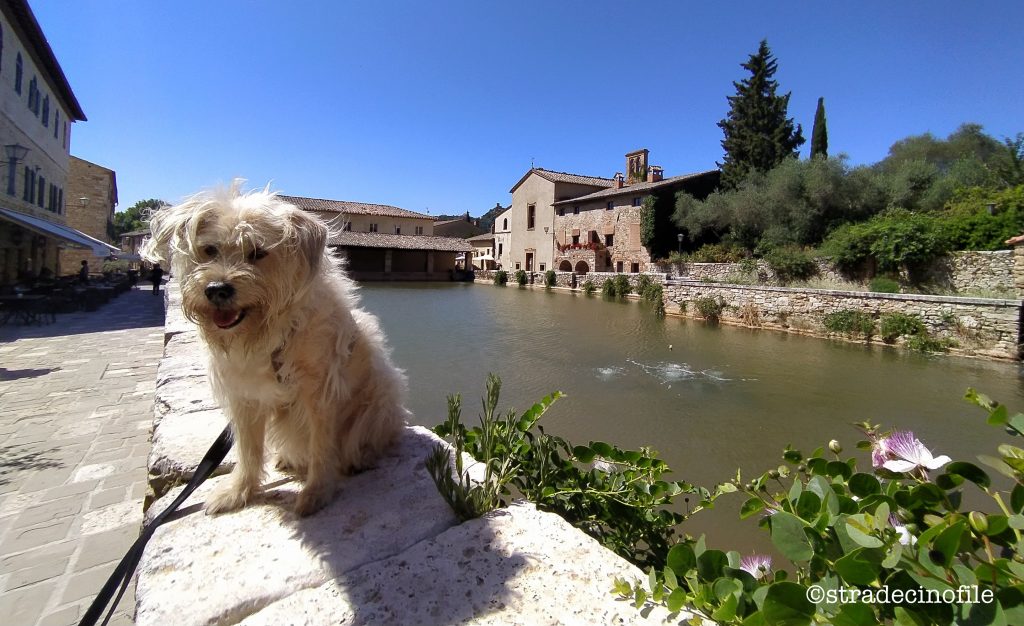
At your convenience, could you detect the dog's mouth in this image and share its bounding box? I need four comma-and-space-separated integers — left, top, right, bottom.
211, 308, 246, 329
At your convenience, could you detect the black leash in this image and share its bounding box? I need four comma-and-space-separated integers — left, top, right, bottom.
78, 425, 234, 626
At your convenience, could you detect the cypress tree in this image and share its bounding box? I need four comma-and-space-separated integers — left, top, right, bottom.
717, 40, 805, 189
810, 97, 828, 159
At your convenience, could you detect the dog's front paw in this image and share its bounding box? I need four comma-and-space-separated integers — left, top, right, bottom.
294, 485, 333, 517
205, 483, 254, 515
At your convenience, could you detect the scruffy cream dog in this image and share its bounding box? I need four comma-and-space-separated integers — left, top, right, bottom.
142, 181, 408, 516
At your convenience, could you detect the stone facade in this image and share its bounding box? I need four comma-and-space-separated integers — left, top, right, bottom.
60, 156, 117, 273
664, 281, 1021, 361
0, 1, 87, 282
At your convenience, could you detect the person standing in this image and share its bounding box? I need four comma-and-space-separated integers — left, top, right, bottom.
149, 263, 164, 295
78, 260, 90, 285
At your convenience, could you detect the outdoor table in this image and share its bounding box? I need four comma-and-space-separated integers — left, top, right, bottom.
0, 294, 48, 326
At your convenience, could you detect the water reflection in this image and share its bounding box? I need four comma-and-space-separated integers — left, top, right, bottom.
358, 282, 1024, 553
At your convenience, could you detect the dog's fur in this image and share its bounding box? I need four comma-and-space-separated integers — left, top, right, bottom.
142, 182, 408, 516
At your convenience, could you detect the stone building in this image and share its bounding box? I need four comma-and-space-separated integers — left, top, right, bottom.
0, 0, 116, 283
493, 206, 512, 270
505, 149, 718, 275
61, 155, 118, 271
433, 213, 485, 239
466, 232, 495, 270
279, 194, 472, 280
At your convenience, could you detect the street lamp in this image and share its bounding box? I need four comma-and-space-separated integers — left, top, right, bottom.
4, 143, 29, 196
677, 233, 684, 254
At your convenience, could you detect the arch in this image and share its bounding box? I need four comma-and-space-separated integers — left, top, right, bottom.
574, 261, 589, 274
503, 218, 508, 230
558, 260, 572, 271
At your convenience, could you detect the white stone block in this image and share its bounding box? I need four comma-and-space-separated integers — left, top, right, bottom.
239, 501, 679, 626
136, 426, 461, 626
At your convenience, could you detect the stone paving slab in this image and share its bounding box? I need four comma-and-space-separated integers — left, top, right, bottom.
0, 285, 166, 626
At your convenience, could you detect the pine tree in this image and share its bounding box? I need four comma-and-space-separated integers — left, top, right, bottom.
717, 40, 805, 189
810, 97, 828, 159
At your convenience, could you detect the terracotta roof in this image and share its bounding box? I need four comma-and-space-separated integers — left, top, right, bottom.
552, 170, 720, 206
509, 168, 615, 194
279, 194, 432, 220
2, 0, 86, 120
328, 231, 473, 252
466, 233, 494, 243
1006, 234, 1024, 246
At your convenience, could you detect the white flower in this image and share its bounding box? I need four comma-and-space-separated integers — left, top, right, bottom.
740, 554, 772, 578
889, 514, 917, 546
872, 430, 951, 473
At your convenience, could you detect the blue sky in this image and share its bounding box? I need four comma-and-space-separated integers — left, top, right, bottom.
31, 0, 1024, 216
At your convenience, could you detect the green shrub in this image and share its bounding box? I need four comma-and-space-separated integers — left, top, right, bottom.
636, 273, 654, 297
514, 269, 527, 286
101, 259, 130, 274
763, 246, 817, 283
612, 274, 631, 298
821, 209, 950, 273
642, 283, 665, 317
822, 309, 875, 339
868, 276, 900, 293
694, 296, 725, 321
582, 281, 595, 295
543, 269, 556, 288
601, 278, 615, 298
879, 311, 926, 343
687, 243, 747, 263
493, 270, 508, 286
905, 334, 955, 353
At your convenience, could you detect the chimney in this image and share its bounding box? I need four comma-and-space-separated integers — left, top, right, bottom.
648, 166, 663, 183
613, 173, 624, 189
625, 148, 650, 184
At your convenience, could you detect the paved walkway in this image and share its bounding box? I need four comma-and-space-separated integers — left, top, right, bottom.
0, 285, 166, 626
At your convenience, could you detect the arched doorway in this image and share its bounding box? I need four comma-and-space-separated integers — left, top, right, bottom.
558, 260, 572, 271
574, 261, 589, 274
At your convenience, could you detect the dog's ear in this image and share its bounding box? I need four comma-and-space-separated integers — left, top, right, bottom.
140, 201, 194, 265
287, 206, 328, 276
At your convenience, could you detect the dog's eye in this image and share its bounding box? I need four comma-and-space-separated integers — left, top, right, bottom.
248, 249, 267, 263
203, 245, 218, 259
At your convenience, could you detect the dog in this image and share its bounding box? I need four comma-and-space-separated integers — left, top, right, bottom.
142, 181, 408, 516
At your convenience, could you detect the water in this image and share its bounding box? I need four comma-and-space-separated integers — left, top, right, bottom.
358, 282, 1024, 553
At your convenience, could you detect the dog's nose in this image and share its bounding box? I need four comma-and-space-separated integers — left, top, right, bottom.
204, 281, 235, 305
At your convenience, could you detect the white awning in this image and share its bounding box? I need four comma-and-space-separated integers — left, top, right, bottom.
0, 207, 120, 257
475, 253, 495, 261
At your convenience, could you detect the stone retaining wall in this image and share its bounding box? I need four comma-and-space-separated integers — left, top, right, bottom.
473, 269, 668, 291
664, 281, 1022, 361
137, 280, 675, 625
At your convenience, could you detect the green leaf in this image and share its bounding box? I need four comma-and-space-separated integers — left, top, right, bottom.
932, 520, 967, 568
848, 473, 881, 497
1009, 514, 1024, 530
663, 566, 678, 590
795, 491, 822, 521
845, 514, 884, 549
590, 441, 613, 457
835, 548, 884, 585
946, 462, 992, 489
770, 511, 814, 562
632, 585, 647, 608
665, 587, 686, 613
894, 606, 929, 626
988, 404, 1009, 425
831, 601, 878, 626
572, 445, 595, 463
997, 587, 1024, 626
1011, 484, 1024, 514
883, 542, 903, 569
697, 549, 729, 581
826, 460, 853, 480
712, 591, 740, 622
762, 581, 815, 626
666, 543, 696, 577
741, 497, 767, 519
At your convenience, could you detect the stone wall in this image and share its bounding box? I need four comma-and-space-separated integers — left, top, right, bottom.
138, 280, 677, 625
657, 252, 1014, 295
473, 269, 668, 291
664, 281, 1022, 361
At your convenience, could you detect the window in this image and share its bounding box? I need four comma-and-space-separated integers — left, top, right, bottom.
498, 243, 503, 256
606, 201, 614, 210
37, 175, 45, 207
539, 263, 545, 272
557, 207, 564, 216
414, 226, 423, 235
527, 204, 535, 229
57, 188, 63, 214
632, 197, 641, 207
15, 53, 22, 94
631, 262, 640, 273
28, 76, 38, 114
368, 223, 378, 233
605, 234, 614, 247
573, 206, 579, 215
42, 96, 49, 127
22, 166, 30, 201
394, 226, 401, 235
571, 234, 579, 245
503, 218, 508, 230
616, 261, 623, 273
54, 111, 59, 138
515, 262, 521, 270
342, 221, 352, 231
